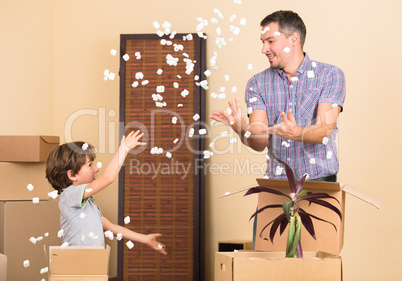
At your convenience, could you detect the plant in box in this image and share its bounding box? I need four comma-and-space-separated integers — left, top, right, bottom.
245, 158, 342, 258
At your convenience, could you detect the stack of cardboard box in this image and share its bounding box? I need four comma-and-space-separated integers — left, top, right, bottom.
215, 178, 380, 281
0, 135, 62, 280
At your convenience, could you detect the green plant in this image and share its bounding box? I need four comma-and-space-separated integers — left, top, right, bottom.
244, 158, 342, 258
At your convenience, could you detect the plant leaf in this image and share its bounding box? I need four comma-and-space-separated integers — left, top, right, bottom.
282, 202, 292, 221
298, 192, 341, 205
249, 204, 283, 221
275, 158, 296, 193
295, 173, 307, 195
305, 198, 342, 221
286, 215, 295, 255
298, 189, 309, 196
279, 216, 289, 236
299, 208, 338, 232
298, 210, 316, 240
259, 213, 286, 243
269, 213, 287, 244
244, 186, 291, 199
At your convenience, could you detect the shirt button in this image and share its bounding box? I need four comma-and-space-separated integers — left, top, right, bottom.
287, 158, 291, 162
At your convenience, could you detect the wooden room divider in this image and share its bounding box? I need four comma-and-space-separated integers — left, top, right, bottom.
118, 33, 206, 281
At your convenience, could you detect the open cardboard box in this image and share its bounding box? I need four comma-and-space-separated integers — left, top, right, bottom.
0, 135, 59, 162
215, 178, 380, 281
49, 245, 110, 281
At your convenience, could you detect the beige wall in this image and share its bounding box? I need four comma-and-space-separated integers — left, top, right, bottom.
1, 0, 401, 280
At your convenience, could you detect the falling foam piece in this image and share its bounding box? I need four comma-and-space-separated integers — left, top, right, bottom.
27, 183, 34, 191
193, 113, 200, 121
227, 108, 232, 115
261, 26, 270, 34
199, 129, 207, 135
224, 75, 229, 81
172, 117, 177, 124
203, 150, 213, 159
283, 47, 290, 53
218, 93, 226, 99
209, 142, 215, 148
230, 138, 237, 144
204, 70, 212, 77
282, 141, 290, 148
126, 241, 134, 249
156, 30, 164, 37
116, 233, 123, 241
244, 131, 251, 138
23, 260, 30, 267
216, 27, 222, 35
231, 86, 237, 93
177, 104, 183, 107
40, 267, 49, 274
249, 97, 257, 103
210, 92, 218, 99
247, 107, 253, 114
57, 229, 64, 238
311, 61, 317, 68
104, 230, 114, 240
123, 54, 129, 61
79, 212, 86, 219
110, 49, 117, 56
156, 86, 165, 93
240, 18, 246, 26
211, 18, 218, 24
29, 237, 37, 244
173, 82, 179, 88
97, 162, 102, 169
322, 137, 329, 145
181, 89, 189, 97
157, 69, 163, 75
158, 244, 163, 249
85, 188, 92, 193
248, 64, 253, 70
141, 80, 149, 85
132, 81, 139, 88
291, 77, 298, 82
307, 71, 315, 78
135, 72, 144, 80
32, 197, 39, 204
332, 103, 338, 108
274, 31, 281, 37
60, 242, 69, 249
186, 34, 193, 40
124, 216, 130, 224
220, 131, 228, 137
309, 158, 316, 165
166, 152, 172, 158
108, 72, 115, 80
275, 165, 283, 176
82, 143, 89, 150
48, 190, 58, 199
153, 21, 160, 29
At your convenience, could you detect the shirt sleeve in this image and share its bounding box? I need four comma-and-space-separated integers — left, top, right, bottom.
319, 66, 346, 111
245, 75, 266, 115
63, 184, 89, 208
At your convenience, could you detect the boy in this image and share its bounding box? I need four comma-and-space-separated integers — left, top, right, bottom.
46, 130, 167, 254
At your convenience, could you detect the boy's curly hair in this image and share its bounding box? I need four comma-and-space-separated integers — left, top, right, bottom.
45, 142, 96, 194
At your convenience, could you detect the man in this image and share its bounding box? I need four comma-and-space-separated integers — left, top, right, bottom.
210, 10, 346, 248
210, 10, 345, 182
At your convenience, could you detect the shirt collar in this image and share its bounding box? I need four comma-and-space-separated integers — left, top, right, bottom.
275, 52, 310, 79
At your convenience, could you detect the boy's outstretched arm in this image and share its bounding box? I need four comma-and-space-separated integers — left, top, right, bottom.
83, 130, 145, 199
103, 216, 167, 255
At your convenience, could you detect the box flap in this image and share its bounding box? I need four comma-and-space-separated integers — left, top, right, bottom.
40, 136, 60, 145
340, 183, 381, 209
50, 246, 110, 276
256, 178, 342, 192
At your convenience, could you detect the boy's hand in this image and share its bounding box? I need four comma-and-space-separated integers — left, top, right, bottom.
145, 233, 167, 255
121, 130, 146, 151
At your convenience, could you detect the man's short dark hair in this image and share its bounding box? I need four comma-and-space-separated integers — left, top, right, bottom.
261, 10, 307, 48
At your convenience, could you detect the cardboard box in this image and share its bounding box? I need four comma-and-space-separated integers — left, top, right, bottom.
215, 251, 342, 281
0, 253, 6, 281
49, 246, 110, 281
0, 135, 59, 162
255, 179, 380, 254
218, 240, 252, 252
0, 162, 53, 200
0, 200, 62, 281
215, 179, 380, 281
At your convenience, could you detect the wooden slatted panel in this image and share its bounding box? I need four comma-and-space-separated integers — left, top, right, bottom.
119, 34, 204, 281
